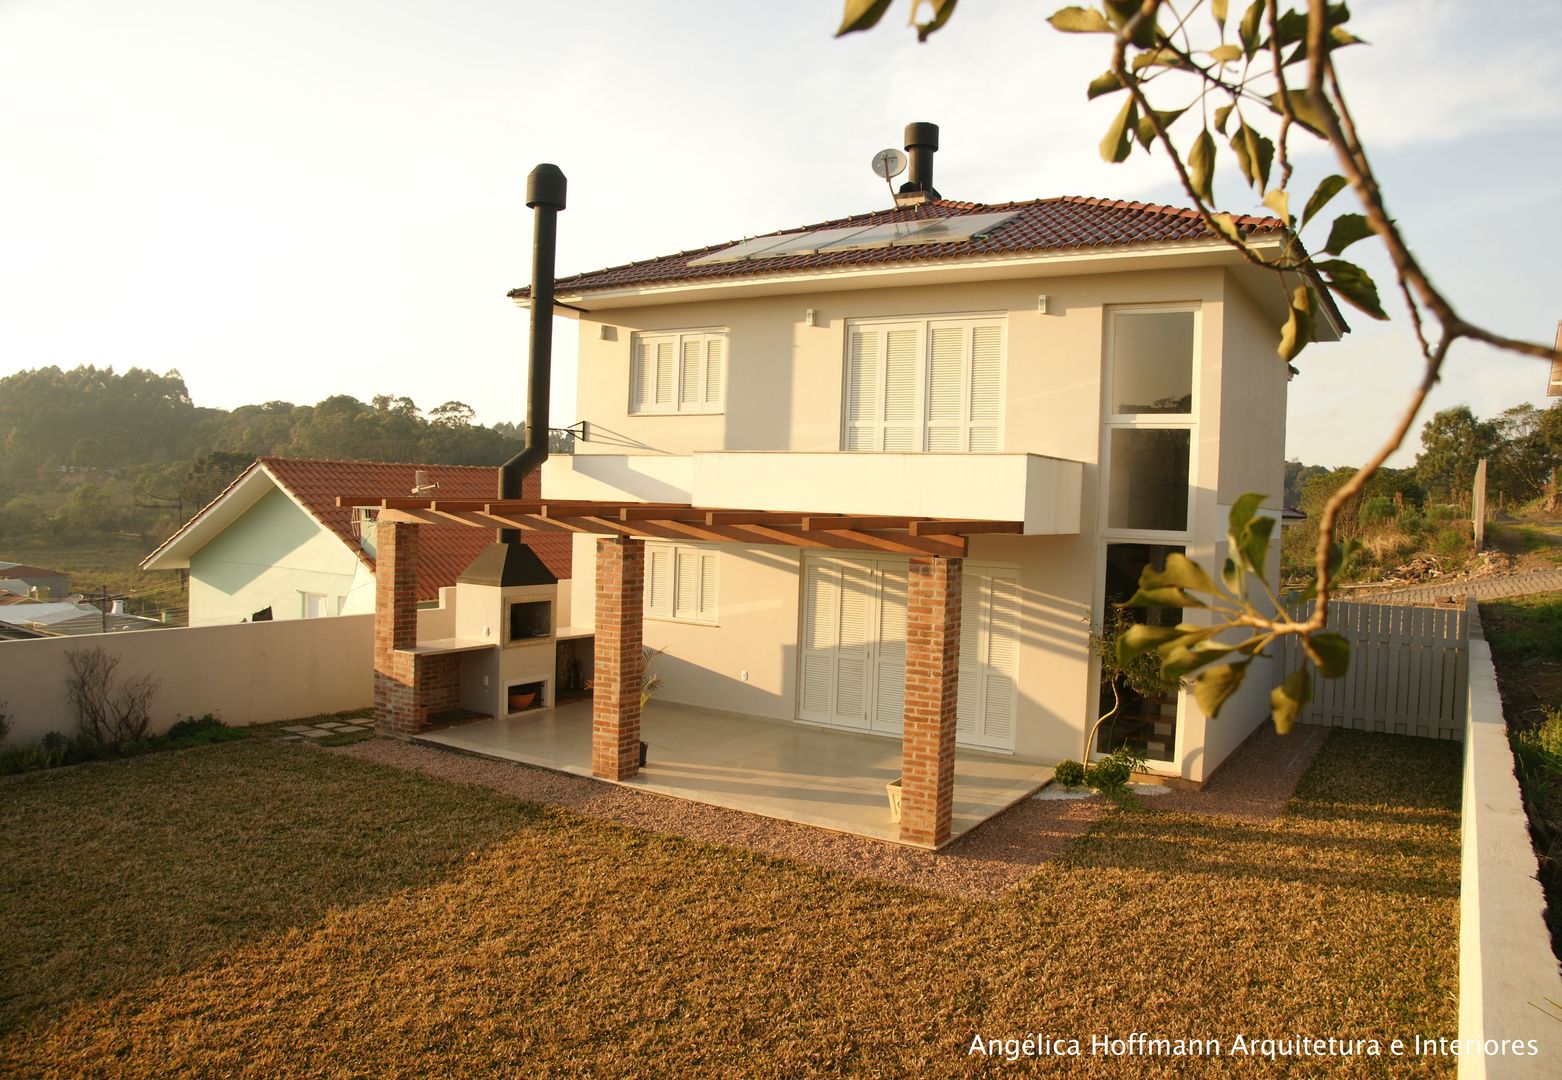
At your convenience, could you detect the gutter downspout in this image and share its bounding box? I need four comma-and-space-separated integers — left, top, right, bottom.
499, 163, 567, 544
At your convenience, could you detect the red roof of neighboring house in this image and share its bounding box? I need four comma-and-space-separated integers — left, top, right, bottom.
511, 196, 1287, 299
258, 458, 572, 600
0, 563, 68, 579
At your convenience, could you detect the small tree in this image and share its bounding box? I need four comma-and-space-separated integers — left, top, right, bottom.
66, 647, 159, 746
1084, 605, 1183, 763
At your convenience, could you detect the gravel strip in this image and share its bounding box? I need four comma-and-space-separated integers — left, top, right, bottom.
333, 722, 1324, 898
1151, 721, 1329, 821
334, 739, 1106, 900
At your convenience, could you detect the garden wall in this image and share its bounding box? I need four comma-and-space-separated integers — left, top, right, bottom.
1458, 601, 1561, 1077
0, 615, 376, 744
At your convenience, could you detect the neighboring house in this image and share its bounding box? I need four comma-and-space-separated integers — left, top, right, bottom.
142, 458, 571, 626
505, 129, 1346, 788
0, 562, 69, 600
0, 596, 163, 639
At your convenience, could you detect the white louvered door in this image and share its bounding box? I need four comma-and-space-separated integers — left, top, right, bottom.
800, 557, 1017, 751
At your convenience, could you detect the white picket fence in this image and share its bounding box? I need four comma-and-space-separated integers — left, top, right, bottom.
1276, 598, 1469, 741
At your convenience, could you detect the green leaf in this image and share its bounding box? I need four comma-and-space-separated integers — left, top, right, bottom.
1262, 188, 1291, 224
1227, 492, 1265, 543
1269, 91, 1330, 137
1307, 631, 1351, 678
1188, 128, 1216, 203
1277, 284, 1315, 362
1238, 0, 1263, 56
1100, 95, 1137, 163
1194, 661, 1250, 717
1049, 5, 1113, 32
1271, 8, 1307, 49
1300, 174, 1347, 228
1269, 668, 1312, 734
1118, 623, 1188, 664
1323, 212, 1373, 255
1222, 556, 1242, 593
914, 0, 958, 41
1208, 43, 1243, 63
1163, 641, 1235, 680
1135, 106, 1187, 150
1208, 212, 1242, 243
1087, 69, 1125, 99
1229, 123, 1274, 190
1211, 0, 1229, 30
1213, 103, 1234, 135
1315, 258, 1388, 320
1151, 552, 1221, 596
1125, 585, 1206, 610
836, 0, 894, 36
1241, 514, 1277, 582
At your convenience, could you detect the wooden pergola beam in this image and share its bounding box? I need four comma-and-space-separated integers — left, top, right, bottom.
803, 515, 918, 532
909, 519, 1024, 537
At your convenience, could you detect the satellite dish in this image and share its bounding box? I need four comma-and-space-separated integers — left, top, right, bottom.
871, 147, 907, 180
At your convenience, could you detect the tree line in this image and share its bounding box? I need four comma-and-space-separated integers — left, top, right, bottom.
0, 364, 561, 544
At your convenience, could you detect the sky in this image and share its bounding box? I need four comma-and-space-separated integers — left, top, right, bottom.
1, 0, 1557, 469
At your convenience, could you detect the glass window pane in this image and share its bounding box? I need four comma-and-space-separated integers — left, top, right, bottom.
1107, 428, 1190, 531
1097, 543, 1184, 762
1111, 311, 1194, 415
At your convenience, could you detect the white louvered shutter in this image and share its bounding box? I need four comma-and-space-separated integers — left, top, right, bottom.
646, 545, 673, 618
832, 561, 873, 727
654, 339, 676, 407
979, 573, 1019, 747
631, 338, 652, 412
674, 548, 700, 620
697, 550, 718, 622
956, 572, 983, 742
799, 560, 838, 721
882, 327, 921, 451
871, 563, 908, 735
678, 336, 702, 409
703, 336, 723, 408
845, 327, 880, 450
969, 323, 1002, 451
926, 324, 966, 451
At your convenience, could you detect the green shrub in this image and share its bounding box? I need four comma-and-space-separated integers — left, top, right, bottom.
1434, 528, 1467, 561
1428, 503, 1460, 522
1085, 746, 1146, 794
165, 714, 245, 747
1052, 759, 1087, 787
1358, 496, 1396, 527
1397, 509, 1428, 536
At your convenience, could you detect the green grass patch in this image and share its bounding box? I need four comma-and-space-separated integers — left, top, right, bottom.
0, 714, 248, 776
0, 732, 1461, 1075
1481, 590, 1562, 664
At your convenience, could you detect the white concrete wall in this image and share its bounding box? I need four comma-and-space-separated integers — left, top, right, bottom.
0, 616, 373, 744
1458, 604, 1562, 1077
187, 487, 362, 626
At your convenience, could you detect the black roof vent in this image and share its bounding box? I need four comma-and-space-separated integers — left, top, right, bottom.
899, 122, 941, 200
458, 543, 558, 587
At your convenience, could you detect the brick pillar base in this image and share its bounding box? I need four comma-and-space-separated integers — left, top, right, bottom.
373, 521, 424, 737
593, 537, 644, 780
900, 555, 962, 847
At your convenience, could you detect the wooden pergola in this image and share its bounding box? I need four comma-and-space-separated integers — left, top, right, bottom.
347, 494, 1018, 848
335, 496, 1023, 558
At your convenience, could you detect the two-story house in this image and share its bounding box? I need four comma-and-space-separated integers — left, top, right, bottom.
361, 131, 1346, 848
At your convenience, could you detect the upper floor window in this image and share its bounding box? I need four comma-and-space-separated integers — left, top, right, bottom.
630, 329, 725, 414
1102, 307, 1198, 536
843, 315, 1004, 452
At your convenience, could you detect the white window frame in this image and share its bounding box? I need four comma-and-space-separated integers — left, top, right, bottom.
645, 542, 718, 625
301, 592, 330, 619
1098, 304, 1201, 545
840, 312, 1006, 453
629, 328, 727, 415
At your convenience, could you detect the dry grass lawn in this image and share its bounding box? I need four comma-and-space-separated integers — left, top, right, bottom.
0, 730, 1460, 1077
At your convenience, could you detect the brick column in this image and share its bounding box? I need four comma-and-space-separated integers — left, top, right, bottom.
373, 521, 423, 736
900, 555, 962, 847
593, 537, 644, 780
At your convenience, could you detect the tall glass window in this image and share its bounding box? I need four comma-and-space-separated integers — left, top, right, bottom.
1103, 307, 1197, 535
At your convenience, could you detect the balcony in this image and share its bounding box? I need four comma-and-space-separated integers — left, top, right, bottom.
541, 452, 1082, 535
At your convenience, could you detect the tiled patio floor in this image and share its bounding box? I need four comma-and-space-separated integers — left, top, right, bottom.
415, 700, 1053, 844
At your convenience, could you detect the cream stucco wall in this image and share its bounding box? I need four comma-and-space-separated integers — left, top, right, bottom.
187, 487, 365, 626
562, 265, 1290, 777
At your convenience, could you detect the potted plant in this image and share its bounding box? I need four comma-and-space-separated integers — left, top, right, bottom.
638, 646, 667, 766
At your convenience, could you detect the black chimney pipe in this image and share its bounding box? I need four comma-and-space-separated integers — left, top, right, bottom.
900, 122, 940, 199
499, 163, 567, 544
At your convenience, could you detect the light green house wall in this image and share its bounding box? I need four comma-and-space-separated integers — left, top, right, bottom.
187, 487, 368, 626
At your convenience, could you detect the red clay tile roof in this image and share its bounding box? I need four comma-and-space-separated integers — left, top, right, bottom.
258, 458, 572, 599
511, 196, 1286, 298
0, 564, 68, 579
